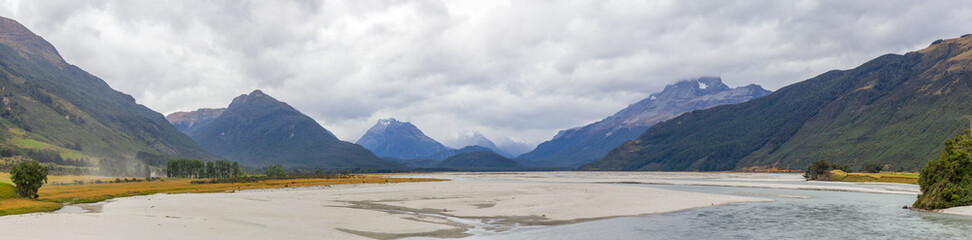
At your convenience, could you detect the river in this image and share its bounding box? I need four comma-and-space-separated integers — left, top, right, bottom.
403, 172, 972, 240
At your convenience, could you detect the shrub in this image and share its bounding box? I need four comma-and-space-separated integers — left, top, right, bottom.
804, 160, 832, 180
832, 163, 850, 172
860, 162, 884, 173
10, 161, 49, 198
914, 130, 972, 209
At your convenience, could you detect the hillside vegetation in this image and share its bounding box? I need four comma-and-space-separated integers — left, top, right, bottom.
914, 130, 972, 210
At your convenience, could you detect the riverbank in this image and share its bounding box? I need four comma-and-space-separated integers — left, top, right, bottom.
0, 175, 441, 216
0, 173, 772, 239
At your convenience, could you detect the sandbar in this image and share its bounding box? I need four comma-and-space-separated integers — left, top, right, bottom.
0, 173, 771, 239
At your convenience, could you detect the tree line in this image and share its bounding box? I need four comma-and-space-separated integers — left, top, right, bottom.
166, 159, 243, 178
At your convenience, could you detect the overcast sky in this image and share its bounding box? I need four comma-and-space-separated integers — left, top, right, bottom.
1, 0, 970, 148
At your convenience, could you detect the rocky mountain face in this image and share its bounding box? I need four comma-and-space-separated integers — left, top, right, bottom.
0, 16, 217, 163
187, 90, 403, 169
0, 16, 62, 64
583, 35, 972, 172
520, 77, 771, 168
166, 108, 225, 135
356, 118, 452, 159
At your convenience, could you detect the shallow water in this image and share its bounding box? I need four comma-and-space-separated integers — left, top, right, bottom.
406, 173, 972, 240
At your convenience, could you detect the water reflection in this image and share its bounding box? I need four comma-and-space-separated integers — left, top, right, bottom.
463, 184, 972, 240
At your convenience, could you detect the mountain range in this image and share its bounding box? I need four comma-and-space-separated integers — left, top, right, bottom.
357, 118, 523, 162
172, 90, 403, 170
7, 13, 969, 174
448, 131, 516, 157
0, 16, 217, 164
356, 118, 452, 160
583, 35, 972, 172
166, 108, 224, 135
520, 77, 771, 167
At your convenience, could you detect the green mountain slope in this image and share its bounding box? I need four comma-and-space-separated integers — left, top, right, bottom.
583, 34, 972, 171
0, 16, 216, 164
187, 90, 405, 170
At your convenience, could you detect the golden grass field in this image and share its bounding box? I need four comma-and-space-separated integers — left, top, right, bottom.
828, 170, 919, 184
0, 175, 443, 216
0, 172, 118, 185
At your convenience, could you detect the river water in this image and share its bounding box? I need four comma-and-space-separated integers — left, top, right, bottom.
407, 172, 972, 240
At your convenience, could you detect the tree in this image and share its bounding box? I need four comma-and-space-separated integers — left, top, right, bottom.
166, 159, 242, 179
859, 162, 884, 173
914, 130, 972, 209
803, 160, 832, 180
10, 161, 49, 199
266, 164, 286, 178
205, 161, 215, 178
232, 162, 241, 177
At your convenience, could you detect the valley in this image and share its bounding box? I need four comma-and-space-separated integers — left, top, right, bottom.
0, 2, 971, 240
0, 172, 939, 239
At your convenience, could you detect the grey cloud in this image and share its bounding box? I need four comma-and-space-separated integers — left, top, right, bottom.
1, 0, 970, 144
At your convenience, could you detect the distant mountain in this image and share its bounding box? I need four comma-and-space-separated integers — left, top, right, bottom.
496, 140, 534, 157
0, 16, 217, 163
436, 151, 523, 171
187, 90, 403, 169
385, 146, 496, 168
384, 157, 439, 169
583, 35, 972, 172
520, 77, 770, 168
356, 118, 451, 159
422, 145, 494, 161
449, 131, 512, 157
166, 108, 224, 135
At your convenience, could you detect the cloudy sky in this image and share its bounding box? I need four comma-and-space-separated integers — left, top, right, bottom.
1, 0, 969, 149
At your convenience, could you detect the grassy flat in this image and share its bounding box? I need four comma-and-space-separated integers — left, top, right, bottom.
0, 183, 17, 198
0, 199, 62, 215
0, 175, 443, 216
0, 172, 117, 185
828, 170, 918, 184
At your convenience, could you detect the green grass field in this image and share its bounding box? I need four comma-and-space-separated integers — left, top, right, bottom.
12, 137, 49, 149
0, 183, 17, 198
